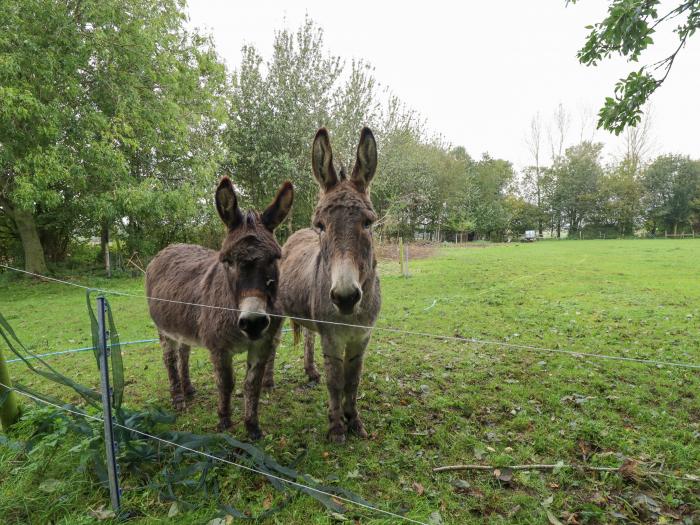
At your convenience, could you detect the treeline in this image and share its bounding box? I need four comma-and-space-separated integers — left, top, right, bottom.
2, 1, 699, 275
522, 144, 700, 240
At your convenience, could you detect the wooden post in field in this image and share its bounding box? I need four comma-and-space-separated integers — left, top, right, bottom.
404, 243, 409, 277
0, 346, 20, 430
399, 237, 405, 277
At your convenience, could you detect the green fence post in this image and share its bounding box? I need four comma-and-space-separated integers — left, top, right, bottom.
0, 345, 20, 430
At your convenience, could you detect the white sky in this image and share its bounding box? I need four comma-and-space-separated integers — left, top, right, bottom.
187, 1, 700, 170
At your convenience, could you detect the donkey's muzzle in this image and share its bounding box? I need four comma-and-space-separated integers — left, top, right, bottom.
238, 312, 270, 340
330, 285, 362, 315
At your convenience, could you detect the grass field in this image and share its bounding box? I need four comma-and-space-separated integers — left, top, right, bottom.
1, 239, 699, 524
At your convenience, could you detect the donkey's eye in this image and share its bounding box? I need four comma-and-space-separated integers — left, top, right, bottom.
266, 278, 275, 287
315, 221, 325, 232
363, 219, 373, 230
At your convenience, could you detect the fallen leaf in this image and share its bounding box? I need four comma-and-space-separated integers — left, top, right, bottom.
507, 504, 522, 517
39, 479, 61, 493
168, 502, 179, 518
632, 493, 661, 517
494, 467, 513, 482
262, 493, 273, 510
451, 479, 470, 490
428, 511, 443, 525
546, 510, 564, 525
89, 506, 116, 521
552, 460, 565, 474
412, 482, 425, 495
618, 458, 640, 480
541, 495, 554, 508
329, 512, 348, 522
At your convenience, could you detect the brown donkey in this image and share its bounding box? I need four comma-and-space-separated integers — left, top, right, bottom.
268, 127, 380, 443
146, 177, 293, 439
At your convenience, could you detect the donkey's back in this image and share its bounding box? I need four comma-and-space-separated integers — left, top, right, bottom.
146, 243, 232, 348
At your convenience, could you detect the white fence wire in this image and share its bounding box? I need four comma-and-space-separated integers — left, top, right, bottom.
0, 381, 429, 525
2, 264, 699, 370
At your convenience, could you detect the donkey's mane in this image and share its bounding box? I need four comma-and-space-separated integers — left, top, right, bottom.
244, 210, 258, 227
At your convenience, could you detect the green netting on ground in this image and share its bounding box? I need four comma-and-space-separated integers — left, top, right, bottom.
0, 292, 381, 521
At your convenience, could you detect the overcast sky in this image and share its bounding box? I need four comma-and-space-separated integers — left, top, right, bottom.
187, 1, 699, 170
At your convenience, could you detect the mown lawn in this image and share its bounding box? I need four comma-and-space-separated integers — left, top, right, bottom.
1, 239, 699, 524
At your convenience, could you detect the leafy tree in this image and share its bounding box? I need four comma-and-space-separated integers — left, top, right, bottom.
372, 130, 441, 239
642, 154, 700, 234
467, 155, 515, 240
504, 195, 541, 236
548, 142, 604, 236
594, 161, 643, 236
0, 0, 228, 273
226, 18, 344, 234
569, 0, 700, 134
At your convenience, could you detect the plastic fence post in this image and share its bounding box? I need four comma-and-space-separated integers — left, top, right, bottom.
97, 296, 121, 512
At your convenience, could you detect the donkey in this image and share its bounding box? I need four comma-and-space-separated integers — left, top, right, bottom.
267, 127, 381, 443
145, 177, 293, 439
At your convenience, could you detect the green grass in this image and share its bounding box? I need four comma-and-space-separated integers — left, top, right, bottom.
1, 239, 699, 524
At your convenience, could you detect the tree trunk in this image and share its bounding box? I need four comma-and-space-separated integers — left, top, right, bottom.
101, 221, 111, 278
0, 346, 20, 430
11, 208, 48, 274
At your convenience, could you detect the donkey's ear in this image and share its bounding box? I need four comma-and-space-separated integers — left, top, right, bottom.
261, 181, 294, 231
351, 127, 377, 192
215, 177, 243, 230
311, 128, 338, 191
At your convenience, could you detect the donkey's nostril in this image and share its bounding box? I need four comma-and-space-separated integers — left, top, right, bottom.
238, 314, 270, 339
330, 286, 362, 314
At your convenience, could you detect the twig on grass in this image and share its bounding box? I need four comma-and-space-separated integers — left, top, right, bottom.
432, 460, 699, 482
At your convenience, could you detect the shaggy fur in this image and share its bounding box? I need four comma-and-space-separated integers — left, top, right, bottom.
146, 178, 293, 439
265, 128, 381, 443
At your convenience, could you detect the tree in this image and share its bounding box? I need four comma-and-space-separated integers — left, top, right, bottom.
619, 107, 655, 174
524, 113, 545, 235
0, 0, 228, 273
548, 103, 570, 161
227, 18, 345, 233
467, 155, 515, 240
595, 162, 643, 236
569, 0, 700, 134
504, 195, 542, 237
548, 142, 604, 235
642, 155, 700, 234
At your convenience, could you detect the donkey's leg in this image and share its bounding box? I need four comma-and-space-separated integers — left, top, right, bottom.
304, 328, 321, 383
262, 347, 276, 389
343, 335, 370, 438
321, 334, 346, 443
177, 344, 196, 399
262, 325, 282, 388
160, 333, 185, 411
243, 347, 271, 440
209, 349, 234, 431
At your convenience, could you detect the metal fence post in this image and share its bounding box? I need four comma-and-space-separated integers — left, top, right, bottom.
97, 296, 121, 512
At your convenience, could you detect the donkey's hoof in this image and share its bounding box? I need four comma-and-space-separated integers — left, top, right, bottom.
172, 396, 186, 411
305, 368, 321, 384
184, 385, 196, 399
327, 425, 347, 444
347, 417, 368, 439
246, 423, 263, 441
217, 418, 233, 432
